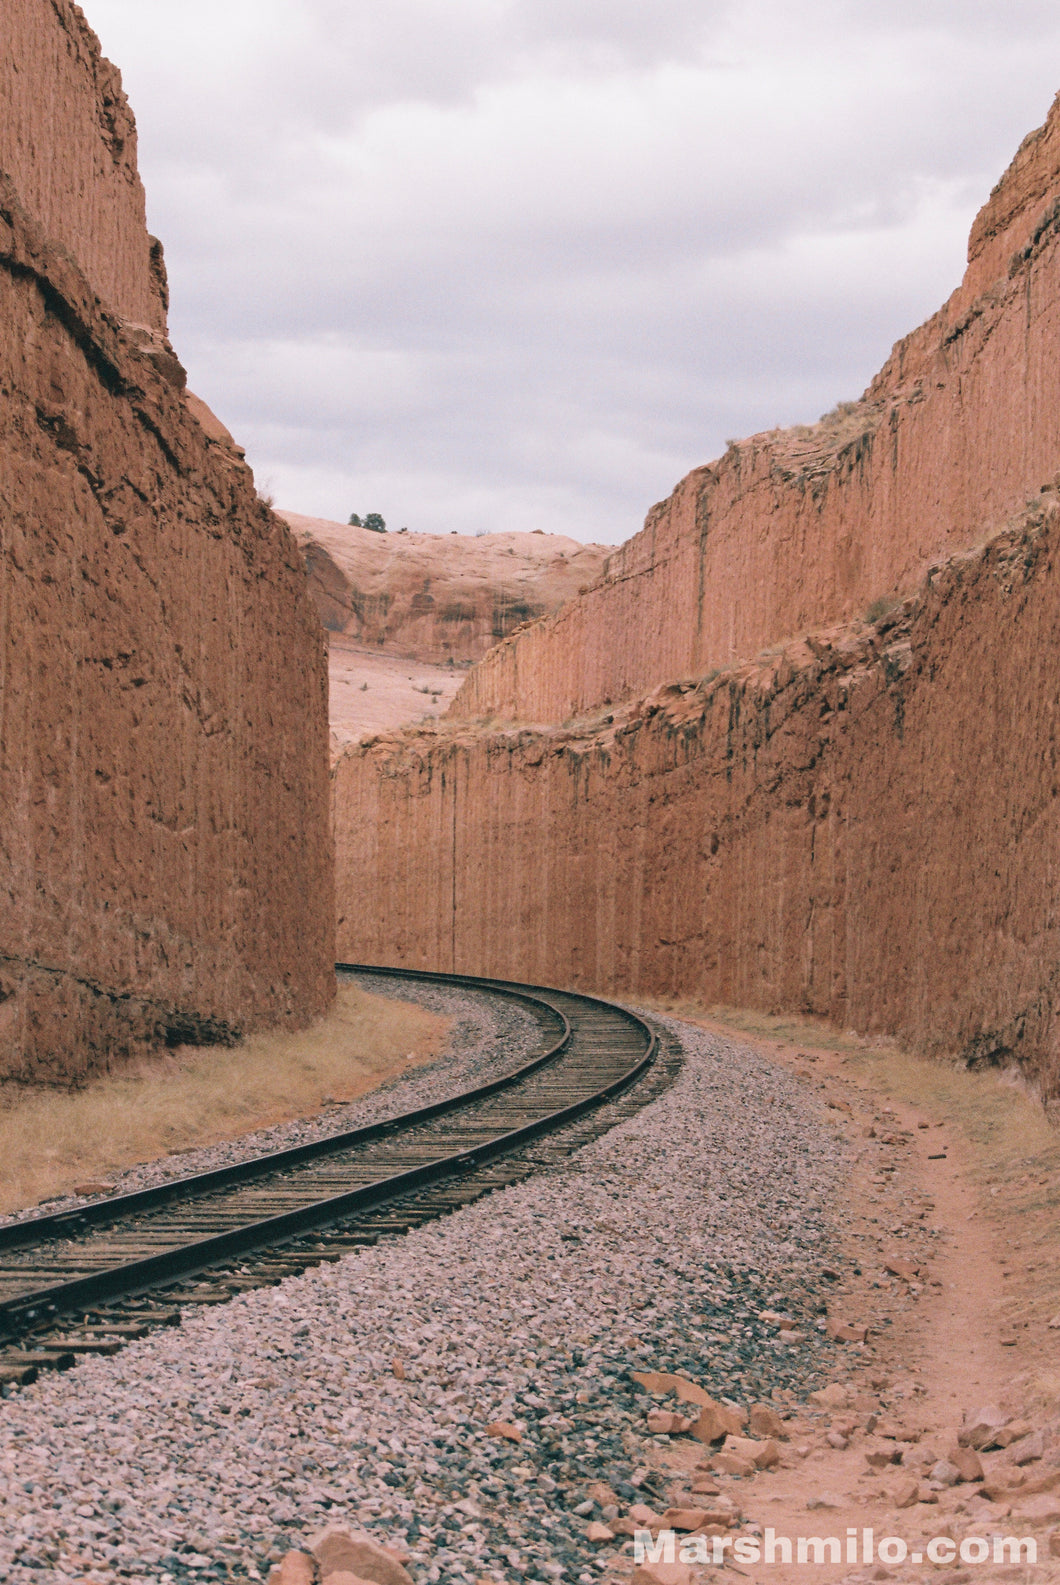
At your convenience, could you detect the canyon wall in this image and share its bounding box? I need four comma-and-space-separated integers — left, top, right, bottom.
335, 99, 1060, 1098
1, 2, 334, 1081
283, 512, 607, 666
335, 492, 1060, 1100
0, 0, 167, 332
452, 93, 1060, 725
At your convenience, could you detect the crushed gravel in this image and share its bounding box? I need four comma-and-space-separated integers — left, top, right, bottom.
0, 973, 542, 1228
0, 1009, 851, 1584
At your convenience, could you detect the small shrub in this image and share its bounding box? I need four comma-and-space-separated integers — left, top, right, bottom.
866, 593, 900, 623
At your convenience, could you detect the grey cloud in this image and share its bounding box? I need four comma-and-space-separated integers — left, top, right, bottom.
85, 0, 1060, 541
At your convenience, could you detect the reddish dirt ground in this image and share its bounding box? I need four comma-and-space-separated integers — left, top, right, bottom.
606, 1010, 1060, 1583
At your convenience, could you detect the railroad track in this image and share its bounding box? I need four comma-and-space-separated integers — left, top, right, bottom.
0, 967, 681, 1388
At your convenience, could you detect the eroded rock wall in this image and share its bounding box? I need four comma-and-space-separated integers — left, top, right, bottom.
335, 493, 1060, 1100
452, 94, 1060, 725
0, 0, 167, 332
1, 4, 333, 1081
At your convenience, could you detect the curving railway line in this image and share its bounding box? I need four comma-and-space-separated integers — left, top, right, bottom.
0, 966, 680, 1387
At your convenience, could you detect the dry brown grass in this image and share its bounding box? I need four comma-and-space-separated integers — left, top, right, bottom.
0, 982, 449, 1215
650, 998, 1060, 1179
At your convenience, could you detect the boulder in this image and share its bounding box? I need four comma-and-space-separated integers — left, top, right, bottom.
960, 1406, 1010, 1450
891, 1477, 920, 1509
827, 1321, 869, 1343
484, 1420, 522, 1442
631, 1564, 694, 1585
1016, 1493, 1060, 1523
690, 1400, 747, 1444
647, 1408, 695, 1435
630, 1369, 724, 1411
947, 1446, 984, 1483
267, 1554, 319, 1585
308, 1528, 413, 1585
711, 1452, 755, 1477
1009, 1429, 1045, 1465
663, 1505, 734, 1531
722, 1435, 780, 1469
748, 1403, 786, 1439
808, 1384, 852, 1411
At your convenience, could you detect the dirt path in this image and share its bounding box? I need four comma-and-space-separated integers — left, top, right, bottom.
619, 1009, 1060, 1583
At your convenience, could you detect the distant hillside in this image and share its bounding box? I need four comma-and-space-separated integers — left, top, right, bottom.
281, 513, 608, 667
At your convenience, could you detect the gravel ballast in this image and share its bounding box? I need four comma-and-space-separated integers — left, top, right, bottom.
0, 1008, 850, 1584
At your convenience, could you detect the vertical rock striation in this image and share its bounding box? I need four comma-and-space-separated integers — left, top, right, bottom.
451, 94, 1060, 725
335, 492, 1060, 1100
1, 0, 333, 1081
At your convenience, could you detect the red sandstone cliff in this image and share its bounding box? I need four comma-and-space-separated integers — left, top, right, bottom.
451, 93, 1060, 725
1, 1, 333, 1081
335, 490, 1060, 1100
334, 98, 1060, 1100
0, 0, 168, 333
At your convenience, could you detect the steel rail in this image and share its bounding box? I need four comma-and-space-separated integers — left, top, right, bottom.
0, 976, 570, 1254
0, 969, 657, 1337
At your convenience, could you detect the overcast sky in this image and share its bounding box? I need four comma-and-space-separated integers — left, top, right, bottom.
87, 2, 1060, 543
